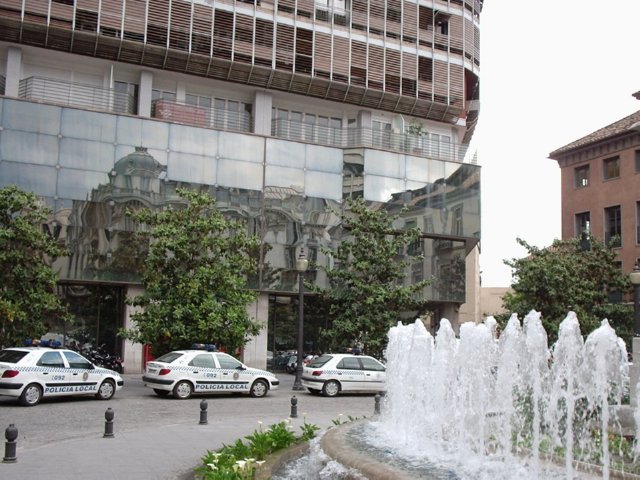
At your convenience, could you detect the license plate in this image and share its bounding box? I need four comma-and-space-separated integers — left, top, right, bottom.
148, 368, 158, 374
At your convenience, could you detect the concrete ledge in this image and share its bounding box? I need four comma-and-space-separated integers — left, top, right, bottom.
320, 420, 415, 480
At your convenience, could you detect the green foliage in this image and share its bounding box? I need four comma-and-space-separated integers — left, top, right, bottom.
0, 186, 70, 346
501, 235, 632, 346
120, 188, 261, 357
310, 197, 431, 358
300, 420, 320, 442
195, 420, 308, 479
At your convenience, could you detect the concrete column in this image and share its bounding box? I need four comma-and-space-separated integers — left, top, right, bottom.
4, 46, 22, 97
242, 293, 270, 369
631, 337, 640, 407
253, 91, 273, 136
122, 285, 145, 374
138, 70, 154, 117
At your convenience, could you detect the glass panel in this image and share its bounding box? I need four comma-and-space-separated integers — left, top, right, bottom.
3, 100, 61, 135
267, 138, 306, 168
405, 155, 431, 182
1, 131, 59, 166
115, 116, 144, 147
217, 159, 263, 190
59, 138, 115, 172
141, 120, 170, 150
168, 151, 217, 184
219, 132, 264, 163
57, 168, 110, 201
265, 165, 304, 190
169, 124, 218, 155
365, 149, 404, 178
61, 109, 116, 142
0, 161, 57, 195
305, 144, 342, 173
364, 175, 405, 202
305, 171, 342, 200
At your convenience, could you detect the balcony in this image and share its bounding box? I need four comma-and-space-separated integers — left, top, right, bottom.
18, 76, 136, 114
272, 118, 470, 162
151, 100, 252, 133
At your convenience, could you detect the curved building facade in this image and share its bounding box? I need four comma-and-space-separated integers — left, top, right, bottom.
0, 0, 482, 372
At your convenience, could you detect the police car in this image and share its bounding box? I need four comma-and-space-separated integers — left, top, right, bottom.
301, 353, 386, 397
142, 349, 279, 399
0, 347, 124, 406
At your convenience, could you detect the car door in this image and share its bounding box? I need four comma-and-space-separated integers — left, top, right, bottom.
35, 350, 68, 396
62, 350, 101, 395
336, 356, 362, 392
358, 356, 386, 392
188, 353, 218, 394
214, 353, 250, 393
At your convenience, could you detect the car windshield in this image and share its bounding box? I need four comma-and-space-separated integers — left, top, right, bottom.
307, 355, 332, 368
0, 349, 29, 364
154, 352, 184, 364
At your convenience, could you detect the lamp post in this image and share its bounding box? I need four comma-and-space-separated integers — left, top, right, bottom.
292, 249, 308, 391
630, 262, 640, 336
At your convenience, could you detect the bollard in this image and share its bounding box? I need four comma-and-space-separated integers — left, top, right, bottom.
3, 424, 18, 463
374, 393, 381, 415
199, 399, 208, 425
290, 395, 298, 418
104, 408, 115, 438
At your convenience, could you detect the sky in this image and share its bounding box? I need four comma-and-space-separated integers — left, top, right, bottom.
475, 0, 640, 287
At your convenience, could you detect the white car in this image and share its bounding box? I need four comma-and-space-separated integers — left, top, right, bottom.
0, 347, 124, 406
142, 350, 279, 399
301, 353, 386, 397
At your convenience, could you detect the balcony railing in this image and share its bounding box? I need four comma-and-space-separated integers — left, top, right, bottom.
18, 76, 136, 114
272, 119, 470, 162
151, 100, 252, 133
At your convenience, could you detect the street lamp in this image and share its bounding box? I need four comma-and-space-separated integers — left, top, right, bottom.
292, 249, 309, 391
630, 261, 640, 336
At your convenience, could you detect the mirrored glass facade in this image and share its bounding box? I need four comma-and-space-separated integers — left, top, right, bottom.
0, 98, 479, 303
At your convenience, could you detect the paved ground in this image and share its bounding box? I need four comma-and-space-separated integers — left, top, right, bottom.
0, 373, 378, 479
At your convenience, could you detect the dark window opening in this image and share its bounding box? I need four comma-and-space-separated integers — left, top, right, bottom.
574, 164, 589, 188
605, 205, 622, 247
603, 156, 620, 180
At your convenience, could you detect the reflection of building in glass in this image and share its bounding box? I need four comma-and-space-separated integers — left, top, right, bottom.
0, 0, 482, 372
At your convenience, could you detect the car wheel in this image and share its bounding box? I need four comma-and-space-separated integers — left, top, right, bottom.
19, 383, 43, 406
307, 388, 320, 395
322, 380, 340, 397
173, 380, 193, 399
250, 379, 269, 398
153, 388, 170, 397
96, 379, 116, 400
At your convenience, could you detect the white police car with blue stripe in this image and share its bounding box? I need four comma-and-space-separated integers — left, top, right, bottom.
0, 347, 124, 406
143, 349, 279, 399
301, 353, 386, 397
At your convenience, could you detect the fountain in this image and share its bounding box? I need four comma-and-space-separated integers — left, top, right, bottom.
279, 310, 638, 480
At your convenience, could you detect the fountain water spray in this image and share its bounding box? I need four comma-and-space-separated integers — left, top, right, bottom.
372, 310, 633, 479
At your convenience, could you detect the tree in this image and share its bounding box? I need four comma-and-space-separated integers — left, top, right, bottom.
0, 186, 70, 347
501, 236, 633, 346
310, 197, 431, 358
121, 188, 261, 357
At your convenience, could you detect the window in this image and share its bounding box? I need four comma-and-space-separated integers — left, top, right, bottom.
217, 353, 243, 369
635, 150, 640, 173
360, 357, 385, 372
114, 81, 138, 115
152, 89, 177, 102
575, 211, 590, 237
64, 351, 93, 369
604, 205, 622, 247
451, 204, 463, 236
337, 357, 361, 370
574, 165, 589, 188
37, 351, 64, 368
372, 120, 392, 148
189, 354, 215, 368
603, 156, 620, 180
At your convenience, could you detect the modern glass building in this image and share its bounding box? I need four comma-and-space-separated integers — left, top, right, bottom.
0, 0, 481, 372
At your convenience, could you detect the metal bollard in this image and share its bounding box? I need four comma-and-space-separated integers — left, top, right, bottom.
199, 399, 208, 425
104, 408, 115, 438
290, 395, 298, 418
3, 424, 18, 463
374, 393, 381, 415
